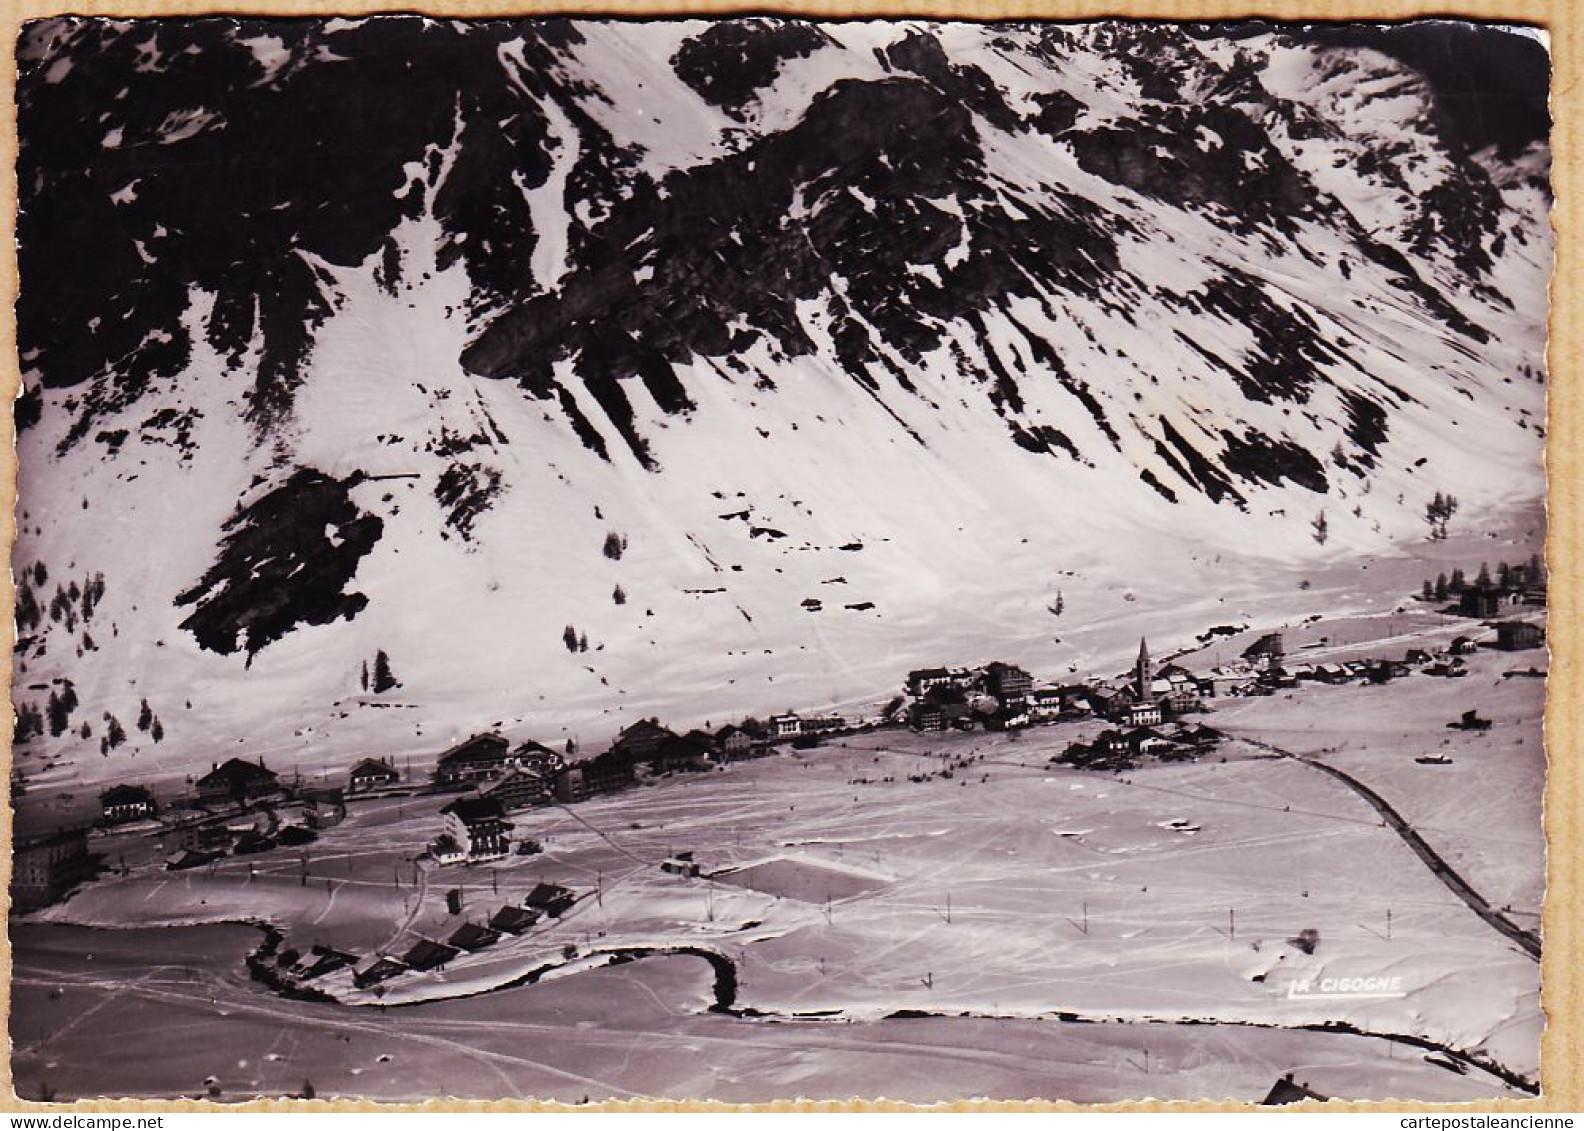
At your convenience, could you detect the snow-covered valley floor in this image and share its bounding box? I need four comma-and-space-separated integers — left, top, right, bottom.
13, 606, 1545, 1103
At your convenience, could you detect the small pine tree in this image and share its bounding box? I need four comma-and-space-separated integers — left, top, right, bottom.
360, 661, 370, 692
1450, 567, 1467, 593
578, 632, 589, 653
47, 691, 68, 737
33, 561, 47, 586
104, 714, 126, 749
1529, 552, 1546, 584
1310, 510, 1329, 546
17, 583, 39, 632
602, 531, 626, 560
562, 625, 579, 652
1497, 561, 1512, 590
137, 699, 153, 732
150, 718, 164, 743
372, 650, 399, 694
1476, 562, 1493, 590
1424, 491, 1460, 541
612, 584, 626, 606
1434, 573, 1449, 601
79, 721, 92, 741
1422, 579, 1434, 600
61, 683, 78, 713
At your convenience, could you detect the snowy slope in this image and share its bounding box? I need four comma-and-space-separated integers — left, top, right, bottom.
12, 18, 1550, 790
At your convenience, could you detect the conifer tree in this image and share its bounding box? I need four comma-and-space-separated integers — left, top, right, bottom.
47, 691, 68, 737
372, 650, 398, 693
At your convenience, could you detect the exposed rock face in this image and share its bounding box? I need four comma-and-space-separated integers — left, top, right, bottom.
12, 17, 1550, 781
176, 470, 384, 659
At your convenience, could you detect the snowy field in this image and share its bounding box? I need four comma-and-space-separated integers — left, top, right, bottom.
11, 925, 1522, 1104
15, 609, 1544, 1102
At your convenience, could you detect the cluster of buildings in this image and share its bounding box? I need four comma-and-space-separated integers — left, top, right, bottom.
422, 713, 845, 863
281, 880, 581, 993
902, 641, 1216, 735
18, 594, 1545, 914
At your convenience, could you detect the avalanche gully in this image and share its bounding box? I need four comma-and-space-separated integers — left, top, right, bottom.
12, 17, 1548, 790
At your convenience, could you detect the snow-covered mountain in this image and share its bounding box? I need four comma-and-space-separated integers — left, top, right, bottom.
12, 17, 1550, 788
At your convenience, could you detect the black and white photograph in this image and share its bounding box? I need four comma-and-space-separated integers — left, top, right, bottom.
8, 13, 1551, 1105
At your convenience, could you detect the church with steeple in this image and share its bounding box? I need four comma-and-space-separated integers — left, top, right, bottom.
1127, 637, 1165, 726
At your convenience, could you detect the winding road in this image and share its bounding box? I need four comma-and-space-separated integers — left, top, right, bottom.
1233, 735, 1541, 961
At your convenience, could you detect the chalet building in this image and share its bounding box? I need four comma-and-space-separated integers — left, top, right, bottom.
984, 662, 1034, 707
801, 715, 846, 735
12, 828, 95, 911
714, 725, 756, 758
434, 733, 513, 786
1262, 1074, 1329, 1106
1459, 589, 1501, 618
905, 668, 954, 697
99, 783, 157, 825
1086, 685, 1125, 717
1206, 668, 1255, 697
979, 701, 1031, 731
1027, 688, 1066, 720
489, 904, 541, 935
196, 758, 280, 806
552, 754, 635, 802
1243, 633, 1284, 670
348, 757, 400, 792
353, 956, 407, 989
512, 740, 566, 777
1313, 663, 1349, 685
303, 788, 347, 829
1061, 729, 1131, 768
166, 848, 220, 871
1123, 727, 1174, 756
525, 882, 576, 917
401, 938, 459, 972
1364, 659, 1408, 684
608, 719, 678, 765
1173, 723, 1223, 750
163, 820, 233, 856
908, 702, 946, 732
440, 797, 512, 861
484, 769, 552, 812
1126, 700, 1164, 727
654, 731, 717, 774
294, 946, 357, 981
1494, 621, 1545, 651
429, 836, 466, 865
769, 714, 803, 738
448, 922, 502, 952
